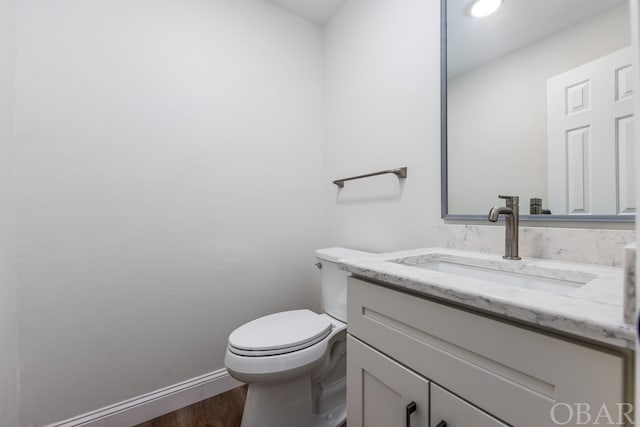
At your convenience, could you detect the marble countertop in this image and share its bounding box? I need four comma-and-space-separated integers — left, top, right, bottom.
339, 248, 636, 350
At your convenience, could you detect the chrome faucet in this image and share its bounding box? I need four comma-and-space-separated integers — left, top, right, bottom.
488, 195, 521, 260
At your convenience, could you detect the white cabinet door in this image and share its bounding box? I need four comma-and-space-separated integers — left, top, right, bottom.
430, 383, 508, 427
347, 335, 429, 427
547, 46, 635, 215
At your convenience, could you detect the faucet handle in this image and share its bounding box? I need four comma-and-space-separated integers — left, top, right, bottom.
498, 195, 519, 206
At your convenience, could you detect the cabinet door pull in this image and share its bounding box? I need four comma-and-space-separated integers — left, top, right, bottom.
405, 401, 417, 427
436, 421, 447, 427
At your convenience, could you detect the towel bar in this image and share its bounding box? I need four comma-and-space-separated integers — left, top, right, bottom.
333, 167, 407, 188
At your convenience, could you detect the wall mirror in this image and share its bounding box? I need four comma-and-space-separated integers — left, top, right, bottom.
442, 0, 635, 222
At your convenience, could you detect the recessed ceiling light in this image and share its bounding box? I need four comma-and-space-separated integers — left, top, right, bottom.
470, 0, 502, 18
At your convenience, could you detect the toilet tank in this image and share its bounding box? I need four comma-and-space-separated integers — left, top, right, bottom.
315, 248, 372, 323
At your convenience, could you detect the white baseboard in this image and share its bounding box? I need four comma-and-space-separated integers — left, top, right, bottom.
46, 368, 243, 427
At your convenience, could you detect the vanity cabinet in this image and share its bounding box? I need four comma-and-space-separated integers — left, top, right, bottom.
346, 277, 629, 427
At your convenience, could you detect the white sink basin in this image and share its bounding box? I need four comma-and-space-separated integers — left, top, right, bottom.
413, 260, 586, 296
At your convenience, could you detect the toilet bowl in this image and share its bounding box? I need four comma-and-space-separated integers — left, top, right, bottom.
224, 248, 371, 427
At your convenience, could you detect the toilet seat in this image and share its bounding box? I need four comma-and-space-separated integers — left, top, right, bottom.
228, 310, 333, 357
225, 313, 346, 383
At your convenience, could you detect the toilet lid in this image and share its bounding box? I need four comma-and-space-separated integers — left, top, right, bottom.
228, 310, 333, 356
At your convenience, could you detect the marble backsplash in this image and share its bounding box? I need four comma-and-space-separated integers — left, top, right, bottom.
437, 224, 635, 267
623, 243, 636, 323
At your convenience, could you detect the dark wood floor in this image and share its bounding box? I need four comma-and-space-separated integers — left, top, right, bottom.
134, 384, 346, 427
135, 385, 247, 427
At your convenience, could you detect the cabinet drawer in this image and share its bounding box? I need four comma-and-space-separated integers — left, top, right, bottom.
431, 383, 507, 427
347, 278, 627, 427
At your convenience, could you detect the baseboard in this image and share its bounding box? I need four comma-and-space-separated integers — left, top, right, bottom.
46, 368, 243, 427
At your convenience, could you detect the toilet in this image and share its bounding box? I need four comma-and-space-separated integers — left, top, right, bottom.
224, 247, 371, 427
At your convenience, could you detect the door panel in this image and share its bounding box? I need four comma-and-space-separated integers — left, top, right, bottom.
347, 335, 429, 427
547, 46, 634, 215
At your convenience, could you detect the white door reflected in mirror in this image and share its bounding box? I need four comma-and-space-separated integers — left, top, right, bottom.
547, 47, 635, 216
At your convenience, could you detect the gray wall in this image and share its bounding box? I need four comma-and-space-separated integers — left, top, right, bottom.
0, 0, 18, 425
14, 0, 324, 424
322, 0, 443, 252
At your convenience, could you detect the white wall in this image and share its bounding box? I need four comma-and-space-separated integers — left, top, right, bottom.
0, 0, 18, 422
14, 1, 323, 425
0, 0, 19, 425
448, 3, 630, 214
322, 0, 442, 252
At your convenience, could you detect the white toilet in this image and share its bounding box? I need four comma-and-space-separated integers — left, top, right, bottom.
224, 247, 371, 427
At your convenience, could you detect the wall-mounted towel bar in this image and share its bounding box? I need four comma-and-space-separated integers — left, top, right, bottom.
333, 167, 408, 188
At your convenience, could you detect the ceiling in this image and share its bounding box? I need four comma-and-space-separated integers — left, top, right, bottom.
268, 0, 349, 25
447, 0, 626, 78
